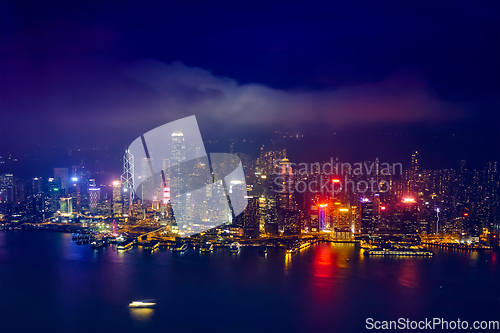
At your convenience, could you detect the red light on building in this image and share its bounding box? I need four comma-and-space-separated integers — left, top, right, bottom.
332, 179, 340, 183
380, 205, 386, 211
464, 213, 468, 216
402, 198, 415, 203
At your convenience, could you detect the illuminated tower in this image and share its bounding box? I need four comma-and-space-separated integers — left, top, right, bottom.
171, 131, 186, 227
88, 187, 100, 214
409, 151, 419, 195
59, 197, 73, 216
112, 181, 123, 216
401, 197, 418, 235
122, 150, 134, 197
0, 174, 14, 204
360, 198, 374, 237
53, 168, 69, 194
121, 149, 134, 215
278, 158, 293, 210
319, 204, 329, 231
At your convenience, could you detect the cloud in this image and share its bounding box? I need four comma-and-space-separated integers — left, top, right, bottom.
125, 60, 466, 130
0, 56, 467, 150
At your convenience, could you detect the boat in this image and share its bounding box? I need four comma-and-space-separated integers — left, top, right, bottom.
128, 299, 156, 308
298, 242, 311, 250
286, 241, 300, 254
259, 244, 268, 254
117, 241, 134, 251
171, 243, 188, 252
200, 242, 214, 252
91, 240, 106, 249
229, 242, 240, 253
364, 247, 434, 256
143, 241, 160, 251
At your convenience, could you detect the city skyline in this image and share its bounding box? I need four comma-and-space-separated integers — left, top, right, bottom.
0, 1, 498, 165
0, 1, 499, 332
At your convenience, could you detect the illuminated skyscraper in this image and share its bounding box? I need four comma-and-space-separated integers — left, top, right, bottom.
171, 131, 186, 227
121, 150, 134, 198
401, 197, 418, 235
53, 168, 69, 193
33, 177, 42, 194
408, 151, 420, 195
60, 197, 73, 216
121, 150, 134, 215
318, 204, 329, 231
0, 174, 14, 204
112, 181, 123, 216
89, 187, 100, 214
360, 198, 374, 237
234, 195, 259, 237
278, 158, 294, 210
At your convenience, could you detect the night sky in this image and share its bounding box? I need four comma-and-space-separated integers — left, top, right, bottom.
1, 0, 499, 169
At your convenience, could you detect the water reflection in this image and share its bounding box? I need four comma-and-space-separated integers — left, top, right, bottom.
311, 244, 337, 303
397, 261, 419, 289
130, 308, 155, 323
312, 244, 334, 278
284, 253, 292, 274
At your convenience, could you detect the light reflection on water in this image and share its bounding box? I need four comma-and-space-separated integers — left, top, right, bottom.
129, 308, 155, 322
0, 232, 498, 333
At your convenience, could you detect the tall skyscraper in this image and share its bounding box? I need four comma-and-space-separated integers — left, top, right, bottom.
171, 131, 186, 227
409, 151, 420, 195
318, 204, 329, 231
234, 196, 259, 237
59, 197, 73, 216
33, 177, 42, 194
278, 158, 294, 210
401, 197, 418, 235
360, 198, 374, 237
121, 149, 134, 215
121, 150, 134, 198
53, 168, 69, 193
89, 187, 100, 214
112, 181, 123, 216
0, 174, 14, 204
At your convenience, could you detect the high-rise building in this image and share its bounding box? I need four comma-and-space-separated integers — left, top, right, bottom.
230, 182, 247, 216
278, 158, 294, 210
318, 204, 329, 231
360, 198, 374, 237
121, 150, 134, 216
89, 187, 100, 214
0, 174, 14, 204
401, 197, 418, 235
60, 197, 73, 216
234, 196, 259, 237
408, 151, 420, 196
112, 181, 123, 216
68, 176, 81, 213
53, 168, 69, 193
264, 193, 279, 235
122, 149, 134, 197
171, 131, 186, 227
33, 177, 42, 194
334, 207, 352, 239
